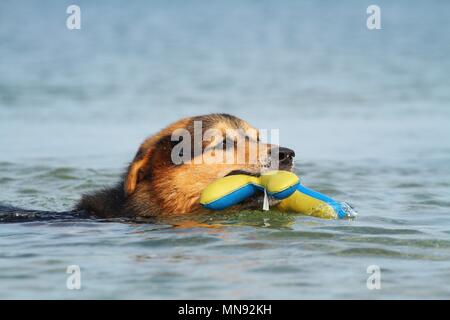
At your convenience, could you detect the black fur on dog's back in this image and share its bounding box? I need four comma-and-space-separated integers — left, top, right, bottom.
75, 181, 130, 218
0, 205, 90, 223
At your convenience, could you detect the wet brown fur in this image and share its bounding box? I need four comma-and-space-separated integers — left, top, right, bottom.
76, 114, 293, 217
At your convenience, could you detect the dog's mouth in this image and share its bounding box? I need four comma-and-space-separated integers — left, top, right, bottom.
221, 163, 295, 209
225, 170, 261, 177
224, 163, 294, 178
222, 169, 283, 209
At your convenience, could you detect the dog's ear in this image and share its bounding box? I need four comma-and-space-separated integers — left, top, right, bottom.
124, 135, 179, 196
124, 139, 157, 196
124, 153, 149, 196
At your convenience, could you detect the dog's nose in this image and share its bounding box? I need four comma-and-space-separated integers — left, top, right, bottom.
278, 147, 295, 162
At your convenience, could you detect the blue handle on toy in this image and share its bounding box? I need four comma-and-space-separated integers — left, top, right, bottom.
295, 184, 351, 219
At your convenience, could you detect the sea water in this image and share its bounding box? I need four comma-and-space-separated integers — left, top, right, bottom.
0, 0, 450, 299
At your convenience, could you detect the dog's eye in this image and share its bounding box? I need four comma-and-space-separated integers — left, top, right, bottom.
170, 139, 184, 159
223, 138, 235, 149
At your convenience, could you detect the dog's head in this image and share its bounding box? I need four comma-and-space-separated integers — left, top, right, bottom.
123, 114, 295, 214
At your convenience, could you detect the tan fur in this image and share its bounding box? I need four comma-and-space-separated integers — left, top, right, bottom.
76, 114, 294, 217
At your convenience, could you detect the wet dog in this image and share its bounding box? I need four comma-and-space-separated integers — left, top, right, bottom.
76, 114, 295, 217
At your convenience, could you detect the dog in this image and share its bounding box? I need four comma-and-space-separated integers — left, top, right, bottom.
76, 114, 295, 218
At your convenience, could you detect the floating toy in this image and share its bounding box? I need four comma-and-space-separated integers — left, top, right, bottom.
200, 171, 356, 219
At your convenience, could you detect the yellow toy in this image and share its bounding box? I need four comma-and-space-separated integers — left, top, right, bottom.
200, 171, 356, 219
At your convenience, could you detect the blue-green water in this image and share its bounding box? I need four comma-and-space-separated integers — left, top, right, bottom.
1, 0, 450, 299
